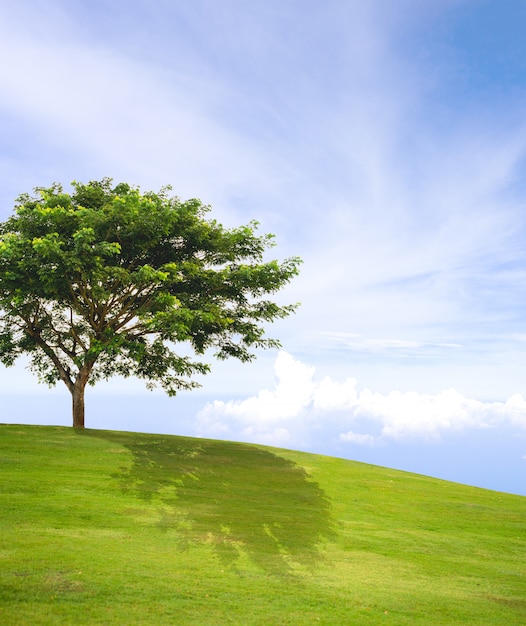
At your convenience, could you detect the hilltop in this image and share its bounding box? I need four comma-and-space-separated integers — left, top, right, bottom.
0, 424, 525, 625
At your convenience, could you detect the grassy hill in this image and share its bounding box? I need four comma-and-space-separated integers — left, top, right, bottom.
0, 424, 525, 625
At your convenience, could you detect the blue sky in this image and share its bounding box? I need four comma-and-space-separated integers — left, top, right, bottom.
1, 0, 526, 495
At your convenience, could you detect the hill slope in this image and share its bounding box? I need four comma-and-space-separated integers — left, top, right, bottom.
0, 424, 525, 625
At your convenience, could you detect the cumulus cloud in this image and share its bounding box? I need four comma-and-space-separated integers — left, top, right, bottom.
196, 353, 315, 445
196, 351, 526, 447
351, 388, 496, 441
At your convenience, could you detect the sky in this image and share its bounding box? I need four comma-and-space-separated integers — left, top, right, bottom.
1, 0, 526, 496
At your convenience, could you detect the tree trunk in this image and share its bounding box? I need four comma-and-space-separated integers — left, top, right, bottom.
71, 365, 92, 429
72, 382, 86, 429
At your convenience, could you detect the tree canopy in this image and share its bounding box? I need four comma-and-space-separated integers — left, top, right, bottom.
0, 179, 301, 427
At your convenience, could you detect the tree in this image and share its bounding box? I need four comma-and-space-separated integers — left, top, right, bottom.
0, 179, 301, 428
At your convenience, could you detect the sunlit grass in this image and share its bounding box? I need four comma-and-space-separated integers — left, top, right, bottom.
1, 424, 525, 624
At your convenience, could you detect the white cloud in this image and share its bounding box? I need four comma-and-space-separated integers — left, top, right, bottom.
196, 353, 315, 446
313, 376, 359, 411
501, 394, 526, 429
196, 351, 526, 447
352, 388, 495, 441
339, 431, 376, 446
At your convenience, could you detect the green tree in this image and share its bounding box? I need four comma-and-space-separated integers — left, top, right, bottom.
0, 179, 300, 428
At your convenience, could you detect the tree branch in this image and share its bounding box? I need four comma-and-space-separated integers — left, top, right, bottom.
24, 325, 75, 393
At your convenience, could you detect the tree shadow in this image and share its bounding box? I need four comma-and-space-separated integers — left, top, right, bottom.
86, 430, 337, 576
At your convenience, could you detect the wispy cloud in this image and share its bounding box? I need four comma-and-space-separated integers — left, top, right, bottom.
319, 332, 463, 357
0, 2, 284, 225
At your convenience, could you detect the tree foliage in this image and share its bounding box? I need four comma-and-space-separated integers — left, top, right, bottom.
0, 179, 301, 427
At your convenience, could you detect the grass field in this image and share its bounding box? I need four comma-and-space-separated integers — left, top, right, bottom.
0, 424, 525, 625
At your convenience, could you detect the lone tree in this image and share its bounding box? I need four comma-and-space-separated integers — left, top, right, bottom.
0, 179, 300, 428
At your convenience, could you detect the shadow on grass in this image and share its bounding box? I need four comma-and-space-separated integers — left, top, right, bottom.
86, 430, 337, 576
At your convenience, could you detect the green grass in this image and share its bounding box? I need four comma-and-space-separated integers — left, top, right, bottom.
0, 424, 525, 625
